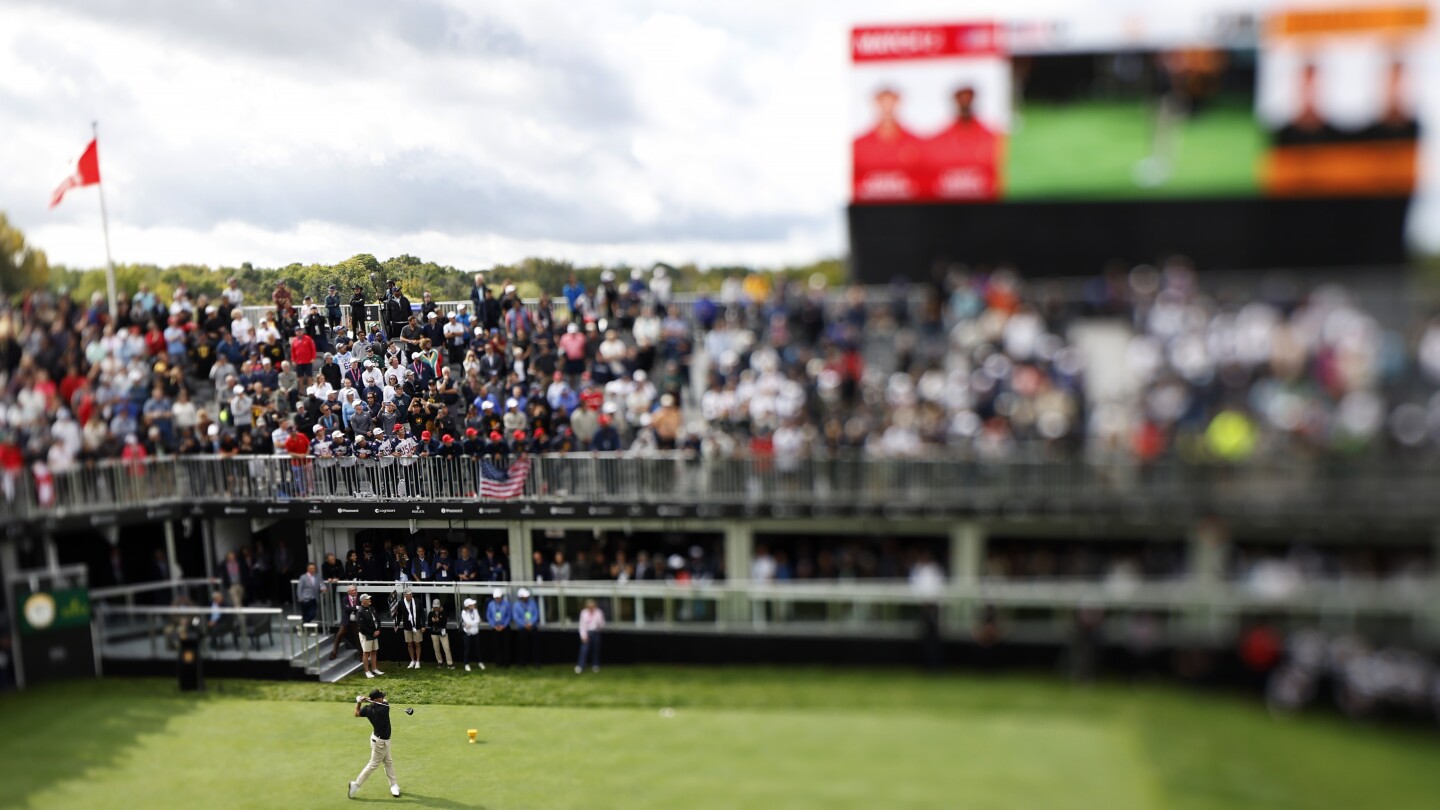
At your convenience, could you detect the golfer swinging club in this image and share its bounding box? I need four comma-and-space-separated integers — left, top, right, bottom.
349, 689, 401, 798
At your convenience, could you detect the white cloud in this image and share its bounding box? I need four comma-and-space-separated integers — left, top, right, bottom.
3, 0, 1438, 271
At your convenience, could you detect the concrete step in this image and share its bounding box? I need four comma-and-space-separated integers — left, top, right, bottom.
319, 655, 365, 683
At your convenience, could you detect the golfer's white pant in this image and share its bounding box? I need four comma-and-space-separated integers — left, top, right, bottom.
431, 632, 453, 665
356, 735, 397, 788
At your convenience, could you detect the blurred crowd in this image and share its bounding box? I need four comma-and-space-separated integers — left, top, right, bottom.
3, 259, 1439, 483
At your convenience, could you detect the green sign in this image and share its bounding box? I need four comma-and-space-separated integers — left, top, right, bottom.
19, 587, 91, 634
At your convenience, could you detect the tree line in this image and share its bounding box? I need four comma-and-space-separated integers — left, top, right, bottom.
1, 211, 846, 305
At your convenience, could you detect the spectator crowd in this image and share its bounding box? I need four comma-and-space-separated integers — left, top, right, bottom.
3, 258, 1440, 492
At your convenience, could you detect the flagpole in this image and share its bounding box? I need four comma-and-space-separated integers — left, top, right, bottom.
93, 120, 118, 321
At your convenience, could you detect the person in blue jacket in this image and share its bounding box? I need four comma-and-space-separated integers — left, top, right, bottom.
511, 587, 541, 667
485, 587, 512, 668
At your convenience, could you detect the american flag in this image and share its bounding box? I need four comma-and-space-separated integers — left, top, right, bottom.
480, 455, 531, 500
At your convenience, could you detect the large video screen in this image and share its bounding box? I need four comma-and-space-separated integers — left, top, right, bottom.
851, 7, 1427, 204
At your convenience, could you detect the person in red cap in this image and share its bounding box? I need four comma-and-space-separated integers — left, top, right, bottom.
393, 424, 419, 457
485, 430, 509, 461
418, 429, 436, 456
438, 433, 461, 459
461, 427, 485, 456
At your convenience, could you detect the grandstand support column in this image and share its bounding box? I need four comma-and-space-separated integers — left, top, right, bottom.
948, 522, 985, 583
0, 537, 24, 689
723, 523, 754, 626
43, 531, 60, 574
948, 522, 985, 633
1185, 518, 1231, 640
1429, 525, 1440, 646
163, 522, 179, 591
200, 519, 216, 590
1187, 518, 1229, 586
509, 521, 533, 583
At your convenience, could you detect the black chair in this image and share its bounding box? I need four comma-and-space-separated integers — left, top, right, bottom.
207, 614, 239, 650
245, 613, 274, 650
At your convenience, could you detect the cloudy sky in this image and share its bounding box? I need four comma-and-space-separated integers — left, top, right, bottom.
2, 0, 1437, 271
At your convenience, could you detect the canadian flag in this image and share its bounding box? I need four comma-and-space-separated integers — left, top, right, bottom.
50, 138, 102, 208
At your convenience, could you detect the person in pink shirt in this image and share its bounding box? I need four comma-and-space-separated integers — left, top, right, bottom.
575, 598, 605, 674
558, 322, 589, 382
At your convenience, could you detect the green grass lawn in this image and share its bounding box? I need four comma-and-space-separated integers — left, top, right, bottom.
2, 667, 1438, 809
1005, 99, 1264, 200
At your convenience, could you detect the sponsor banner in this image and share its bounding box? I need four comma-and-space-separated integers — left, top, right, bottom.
22, 499, 976, 528
19, 587, 91, 634
851, 24, 1002, 62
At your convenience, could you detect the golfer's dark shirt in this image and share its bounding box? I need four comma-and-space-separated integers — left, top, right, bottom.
362, 702, 391, 740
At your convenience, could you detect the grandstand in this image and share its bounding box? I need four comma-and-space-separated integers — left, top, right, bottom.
2, 266, 1437, 695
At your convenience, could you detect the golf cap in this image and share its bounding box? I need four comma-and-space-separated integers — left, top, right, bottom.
369, 689, 385, 700
463, 598, 477, 607
492, 588, 504, 600
506, 398, 518, 409
233, 384, 245, 394
331, 430, 344, 439
482, 401, 494, 410
313, 425, 325, 433
360, 593, 372, 601
427, 312, 438, 319
372, 427, 383, 436
517, 588, 531, 599
442, 434, 454, 444
421, 430, 432, 440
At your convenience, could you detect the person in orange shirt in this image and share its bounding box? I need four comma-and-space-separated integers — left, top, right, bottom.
852, 87, 925, 200
925, 86, 1002, 200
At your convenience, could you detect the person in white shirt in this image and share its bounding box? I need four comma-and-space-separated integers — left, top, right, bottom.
172, 389, 198, 433
230, 310, 255, 344
458, 598, 485, 672
575, 598, 605, 674
362, 361, 384, 390
221, 277, 245, 307
625, 370, 656, 425
256, 318, 281, 346
751, 545, 777, 583
271, 421, 292, 455
650, 267, 672, 307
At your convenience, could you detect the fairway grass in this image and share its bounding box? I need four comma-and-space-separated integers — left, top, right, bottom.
3, 667, 1437, 809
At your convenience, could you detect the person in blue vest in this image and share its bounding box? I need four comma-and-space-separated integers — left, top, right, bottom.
511, 587, 541, 667
485, 587, 512, 668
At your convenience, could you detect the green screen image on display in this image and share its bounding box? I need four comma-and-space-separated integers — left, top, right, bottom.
1003, 49, 1264, 200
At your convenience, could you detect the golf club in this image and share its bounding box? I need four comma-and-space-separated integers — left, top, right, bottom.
356, 696, 415, 715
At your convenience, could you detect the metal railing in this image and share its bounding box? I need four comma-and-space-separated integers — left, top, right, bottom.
95, 603, 295, 662
9, 454, 1440, 524
301, 577, 1439, 647
236, 286, 932, 336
